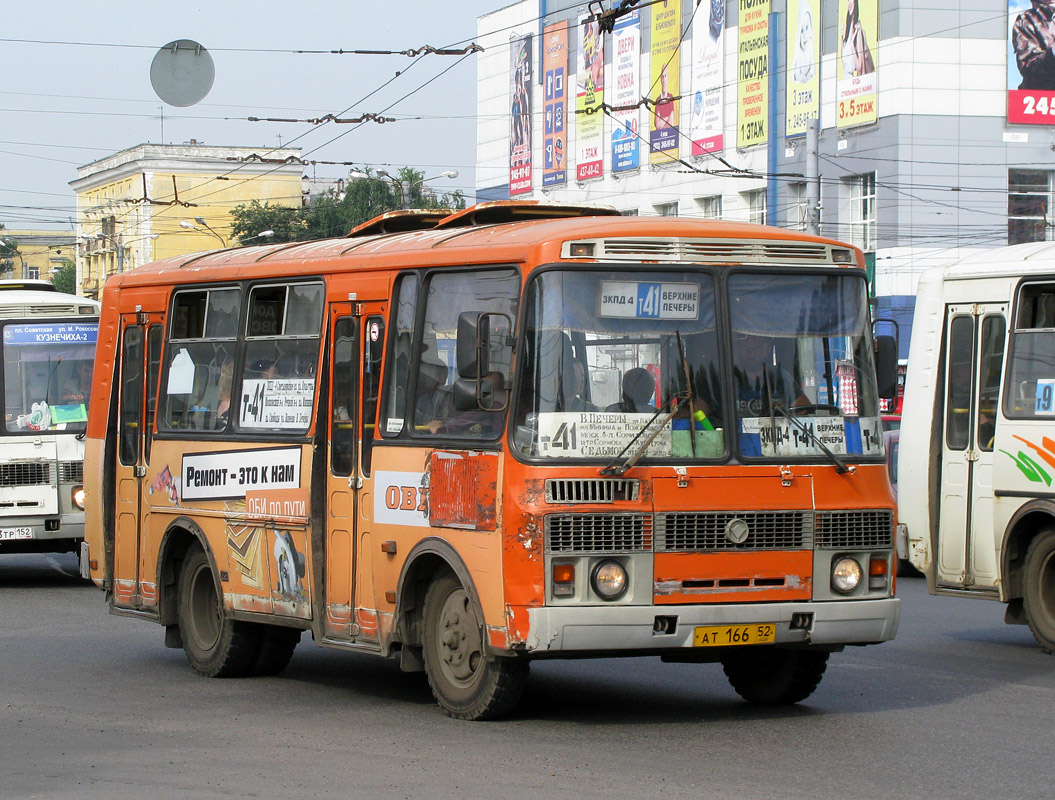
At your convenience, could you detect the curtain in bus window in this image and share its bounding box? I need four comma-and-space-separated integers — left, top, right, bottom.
728, 273, 866, 337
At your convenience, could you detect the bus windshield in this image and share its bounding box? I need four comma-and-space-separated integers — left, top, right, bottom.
513, 268, 883, 463
2, 321, 99, 434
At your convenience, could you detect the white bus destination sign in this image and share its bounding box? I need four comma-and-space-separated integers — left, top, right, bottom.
182, 446, 301, 501
598, 281, 699, 320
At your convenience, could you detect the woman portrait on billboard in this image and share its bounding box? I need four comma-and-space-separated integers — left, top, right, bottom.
841, 0, 875, 77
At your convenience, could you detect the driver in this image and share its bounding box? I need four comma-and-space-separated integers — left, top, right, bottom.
732, 334, 808, 416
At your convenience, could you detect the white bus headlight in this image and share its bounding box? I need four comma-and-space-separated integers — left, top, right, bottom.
72, 485, 86, 510
591, 560, 628, 600
831, 557, 863, 594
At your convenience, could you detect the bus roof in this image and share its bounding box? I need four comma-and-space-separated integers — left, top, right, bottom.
103, 202, 863, 291
925, 241, 1055, 283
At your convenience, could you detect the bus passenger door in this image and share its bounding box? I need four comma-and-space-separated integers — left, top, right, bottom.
112, 313, 163, 609
323, 302, 385, 642
937, 304, 1006, 590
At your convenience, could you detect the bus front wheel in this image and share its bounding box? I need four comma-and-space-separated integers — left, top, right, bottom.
721, 648, 829, 705
421, 572, 528, 720
1023, 529, 1055, 653
177, 547, 260, 677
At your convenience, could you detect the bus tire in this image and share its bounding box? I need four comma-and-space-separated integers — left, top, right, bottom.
251, 626, 301, 676
721, 648, 829, 705
421, 572, 528, 720
1023, 529, 1055, 653
177, 547, 260, 678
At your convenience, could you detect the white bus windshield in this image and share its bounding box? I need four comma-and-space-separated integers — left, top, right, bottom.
2, 321, 99, 434
513, 269, 883, 463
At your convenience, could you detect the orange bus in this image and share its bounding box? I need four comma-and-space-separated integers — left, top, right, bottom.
84, 202, 900, 719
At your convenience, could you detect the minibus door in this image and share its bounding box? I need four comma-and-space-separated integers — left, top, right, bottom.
323, 302, 385, 642
113, 313, 163, 609
937, 305, 1006, 589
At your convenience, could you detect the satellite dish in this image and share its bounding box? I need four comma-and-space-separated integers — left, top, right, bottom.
150, 40, 215, 107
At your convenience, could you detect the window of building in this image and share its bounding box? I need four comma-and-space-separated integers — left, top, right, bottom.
27, 267, 40, 280
1009, 169, 1054, 245
743, 190, 766, 225
788, 183, 808, 231
848, 173, 876, 251
654, 202, 679, 217
698, 195, 723, 220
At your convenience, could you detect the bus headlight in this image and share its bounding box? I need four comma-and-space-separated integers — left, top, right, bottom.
831, 556, 862, 594
591, 560, 628, 600
72, 485, 86, 510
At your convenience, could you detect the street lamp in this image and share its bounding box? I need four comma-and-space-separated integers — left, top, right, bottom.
0, 237, 25, 279
180, 217, 227, 246
240, 229, 275, 245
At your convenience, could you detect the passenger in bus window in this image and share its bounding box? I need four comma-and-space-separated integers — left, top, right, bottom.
565, 359, 598, 412
213, 360, 234, 429
606, 367, 657, 413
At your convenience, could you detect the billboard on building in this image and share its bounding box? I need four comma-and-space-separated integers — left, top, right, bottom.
785, 0, 819, 137
542, 23, 568, 187
649, 0, 681, 164
509, 35, 533, 196
577, 16, 605, 181
737, 0, 770, 149
1007, 0, 1055, 124
689, 0, 725, 155
836, 0, 877, 129
612, 10, 641, 172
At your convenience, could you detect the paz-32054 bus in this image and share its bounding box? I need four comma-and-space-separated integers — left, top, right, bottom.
0, 281, 99, 558
84, 203, 899, 719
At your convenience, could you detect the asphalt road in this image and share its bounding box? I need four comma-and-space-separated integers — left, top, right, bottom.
2, 553, 1053, 800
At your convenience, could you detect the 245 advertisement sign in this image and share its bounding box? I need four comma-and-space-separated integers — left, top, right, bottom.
1008, 0, 1055, 124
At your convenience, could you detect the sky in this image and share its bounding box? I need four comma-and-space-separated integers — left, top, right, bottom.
0, 0, 504, 232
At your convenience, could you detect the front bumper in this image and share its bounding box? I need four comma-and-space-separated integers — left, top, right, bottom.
522, 597, 900, 653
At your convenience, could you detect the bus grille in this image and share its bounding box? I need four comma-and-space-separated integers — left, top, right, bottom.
545, 478, 639, 504
655, 511, 812, 551
58, 461, 84, 483
0, 461, 52, 487
815, 510, 894, 549
545, 513, 652, 553
583, 238, 836, 265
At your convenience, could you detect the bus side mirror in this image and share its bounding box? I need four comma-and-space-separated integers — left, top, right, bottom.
874, 334, 898, 399
457, 311, 513, 379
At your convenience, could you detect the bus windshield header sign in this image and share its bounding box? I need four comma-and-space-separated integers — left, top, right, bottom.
3, 322, 99, 345
597, 281, 699, 319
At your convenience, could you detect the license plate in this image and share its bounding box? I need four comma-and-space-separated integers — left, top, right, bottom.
693, 623, 776, 647
0, 527, 33, 540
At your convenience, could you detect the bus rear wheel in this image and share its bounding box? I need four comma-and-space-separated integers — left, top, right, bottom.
1023, 529, 1055, 653
421, 572, 528, 720
251, 625, 301, 676
721, 648, 829, 705
177, 547, 260, 677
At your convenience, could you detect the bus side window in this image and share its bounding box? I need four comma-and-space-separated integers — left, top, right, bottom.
945, 316, 974, 451
380, 274, 418, 437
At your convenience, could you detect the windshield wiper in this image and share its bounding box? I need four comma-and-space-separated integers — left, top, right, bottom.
600, 396, 685, 477
769, 403, 855, 475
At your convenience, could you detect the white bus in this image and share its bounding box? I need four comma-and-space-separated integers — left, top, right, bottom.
0, 281, 100, 558
899, 242, 1055, 652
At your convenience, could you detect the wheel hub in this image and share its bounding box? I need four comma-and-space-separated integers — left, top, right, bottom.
437, 588, 482, 685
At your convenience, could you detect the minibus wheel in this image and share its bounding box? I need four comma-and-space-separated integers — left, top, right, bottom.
177, 546, 260, 677
251, 626, 301, 676
721, 648, 829, 705
421, 571, 528, 720
1023, 529, 1055, 653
